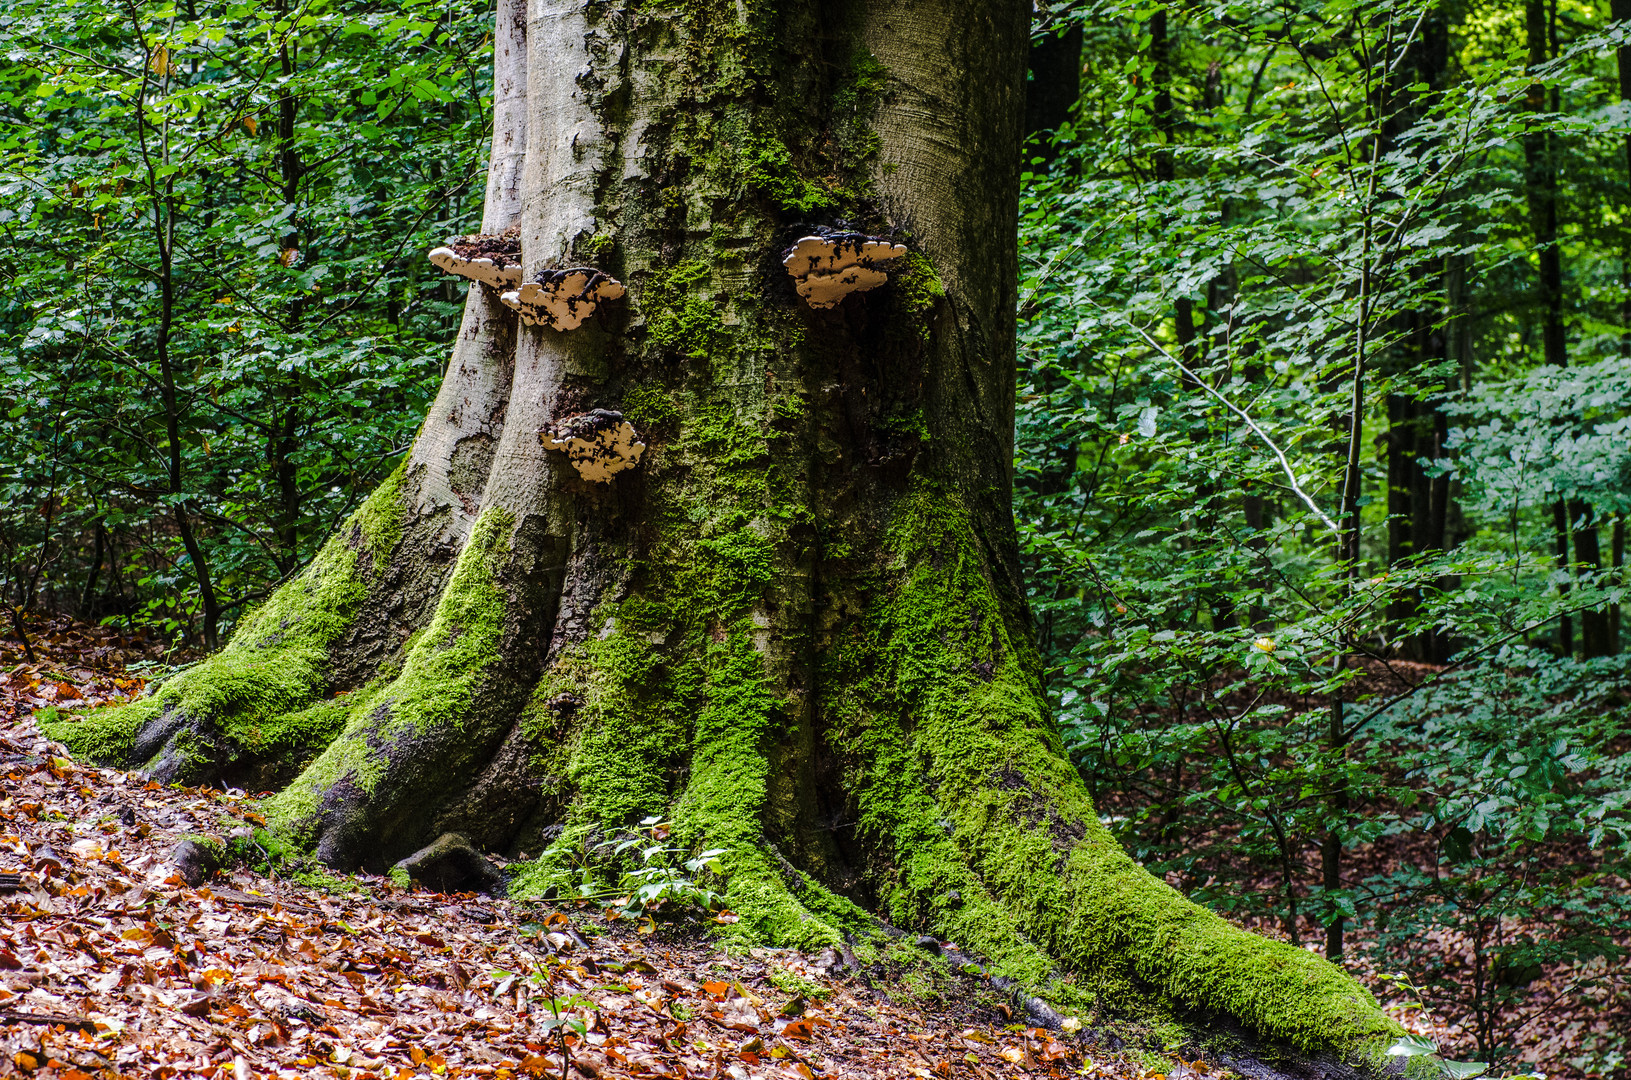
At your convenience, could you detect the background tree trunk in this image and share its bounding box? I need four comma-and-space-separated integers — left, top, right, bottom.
46, 0, 1397, 1056
1383, 10, 1452, 663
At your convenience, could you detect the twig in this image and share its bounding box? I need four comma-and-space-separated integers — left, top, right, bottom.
8, 606, 38, 664
1087, 299, 1341, 534
1, 1009, 99, 1033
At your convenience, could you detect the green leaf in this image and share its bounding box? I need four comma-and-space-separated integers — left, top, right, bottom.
1385, 1036, 1437, 1058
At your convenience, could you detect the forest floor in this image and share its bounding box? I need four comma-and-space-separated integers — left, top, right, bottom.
0, 615, 1193, 1080
0, 613, 1607, 1080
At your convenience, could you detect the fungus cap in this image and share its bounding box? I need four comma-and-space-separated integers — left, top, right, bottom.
782, 234, 907, 309
500, 269, 626, 330
427, 231, 524, 289
544, 409, 645, 482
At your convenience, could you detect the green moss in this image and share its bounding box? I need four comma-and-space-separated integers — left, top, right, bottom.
816, 482, 1400, 1053
227, 827, 294, 874
559, 622, 689, 828
506, 355, 868, 955
740, 133, 833, 213
667, 629, 847, 952
644, 260, 727, 361
893, 253, 945, 334
515, 620, 867, 950
41, 469, 408, 772
577, 232, 614, 262
292, 866, 362, 895
877, 407, 929, 441
767, 962, 831, 1002
731, 48, 888, 214
388, 866, 412, 889
770, 392, 806, 427
354, 463, 408, 574
265, 507, 513, 840
829, 49, 888, 174
179, 833, 227, 861
623, 386, 681, 429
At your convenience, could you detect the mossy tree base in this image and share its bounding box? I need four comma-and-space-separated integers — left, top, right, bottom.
43, 0, 1400, 1062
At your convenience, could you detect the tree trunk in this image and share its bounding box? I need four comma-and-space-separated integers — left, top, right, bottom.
45, 0, 1395, 1056
1610, 0, 1631, 653
1024, 19, 1081, 155
1525, 0, 1609, 657
1381, 11, 1452, 664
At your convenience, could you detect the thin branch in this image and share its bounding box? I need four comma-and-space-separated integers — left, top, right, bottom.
1085, 298, 1341, 534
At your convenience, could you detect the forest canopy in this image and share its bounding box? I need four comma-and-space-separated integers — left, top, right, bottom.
3, 0, 1631, 1068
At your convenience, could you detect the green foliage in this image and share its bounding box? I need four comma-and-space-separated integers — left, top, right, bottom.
0, 0, 480, 644
1018, 0, 1631, 1062
521, 816, 730, 918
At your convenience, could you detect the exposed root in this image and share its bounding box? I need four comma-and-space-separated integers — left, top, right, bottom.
40, 470, 409, 788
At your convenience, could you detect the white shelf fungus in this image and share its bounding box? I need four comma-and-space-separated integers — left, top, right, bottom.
500, 268, 626, 331
782, 233, 907, 309
544, 410, 646, 482
427, 231, 524, 289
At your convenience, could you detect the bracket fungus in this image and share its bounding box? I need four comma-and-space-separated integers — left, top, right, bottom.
782, 232, 908, 309
500, 268, 625, 331
544, 409, 646, 482
427, 228, 524, 289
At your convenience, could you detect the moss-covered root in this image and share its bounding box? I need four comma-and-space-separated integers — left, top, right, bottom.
825, 487, 1402, 1057
39, 469, 408, 788
669, 629, 879, 952
263, 508, 529, 869
509, 618, 874, 953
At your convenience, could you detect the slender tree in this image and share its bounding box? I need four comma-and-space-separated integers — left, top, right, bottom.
1383, 9, 1453, 664
47, 0, 1397, 1055
1525, 0, 1612, 657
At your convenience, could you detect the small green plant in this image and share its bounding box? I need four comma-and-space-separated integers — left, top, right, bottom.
568, 817, 727, 917
514, 930, 594, 1080
535, 990, 592, 1080
1386, 1033, 1491, 1080
1379, 974, 1522, 1080
766, 964, 830, 1002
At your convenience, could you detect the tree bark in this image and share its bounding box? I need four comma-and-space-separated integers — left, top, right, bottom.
45, 0, 1396, 1057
